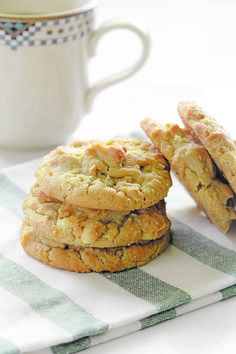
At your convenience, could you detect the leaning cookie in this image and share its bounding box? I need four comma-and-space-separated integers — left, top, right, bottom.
35, 138, 172, 211
141, 118, 236, 232
178, 101, 236, 194
22, 184, 171, 248
20, 221, 170, 273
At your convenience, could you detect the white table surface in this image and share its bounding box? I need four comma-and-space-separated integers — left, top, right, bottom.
1, 1, 236, 353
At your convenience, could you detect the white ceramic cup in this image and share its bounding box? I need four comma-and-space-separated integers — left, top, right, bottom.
0, 0, 150, 149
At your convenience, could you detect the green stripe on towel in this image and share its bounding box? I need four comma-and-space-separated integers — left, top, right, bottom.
103, 268, 191, 311
140, 308, 176, 329
171, 217, 236, 277
220, 284, 236, 300
0, 254, 108, 340
52, 337, 91, 354
0, 173, 26, 219
0, 338, 19, 354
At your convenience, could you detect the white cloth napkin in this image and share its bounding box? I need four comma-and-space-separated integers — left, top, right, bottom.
1, 158, 236, 354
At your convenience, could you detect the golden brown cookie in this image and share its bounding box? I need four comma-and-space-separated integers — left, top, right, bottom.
22, 184, 171, 248
141, 118, 236, 232
35, 138, 172, 210
20, 221, 170, 273
178, 101, 236, 194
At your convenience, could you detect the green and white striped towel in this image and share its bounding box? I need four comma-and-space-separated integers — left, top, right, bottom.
1, 158, 236, 354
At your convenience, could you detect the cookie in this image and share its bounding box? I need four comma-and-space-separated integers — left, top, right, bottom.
35, 138, 172, 210
178, 101, 236, 194
22, 184, 171, 248
20, 221, 170, 273
141, 118, 236, 232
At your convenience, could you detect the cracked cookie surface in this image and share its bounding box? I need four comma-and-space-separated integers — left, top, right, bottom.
20, 221, 170, 273
178, 101, 236, 194
141, 118, 236, 232
22, 184, 171, 248
35, 138, 172, 210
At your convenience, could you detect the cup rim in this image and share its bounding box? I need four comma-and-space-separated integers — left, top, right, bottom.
0, 0, 99, 21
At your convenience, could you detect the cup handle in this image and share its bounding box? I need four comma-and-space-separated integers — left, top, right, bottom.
85, 18, 150, 111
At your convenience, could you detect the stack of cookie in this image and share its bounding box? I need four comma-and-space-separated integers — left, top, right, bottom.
20, 138, 172, 273
141, 101, 236, 233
